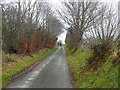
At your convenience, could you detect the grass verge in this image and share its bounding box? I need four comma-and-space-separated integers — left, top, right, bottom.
2, 47, 58, 88
65, 47, 119, 88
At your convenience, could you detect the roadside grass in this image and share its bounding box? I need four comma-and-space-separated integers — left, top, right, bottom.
2, 47, 58, 88
65, 47, 119, 88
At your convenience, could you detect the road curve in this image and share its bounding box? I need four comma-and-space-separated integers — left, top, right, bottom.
6, 47, 72, 88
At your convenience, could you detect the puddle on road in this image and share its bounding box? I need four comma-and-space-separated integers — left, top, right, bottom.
28, 77, 34, 81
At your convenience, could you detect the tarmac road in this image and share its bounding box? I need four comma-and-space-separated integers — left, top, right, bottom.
6, 47, 72, 88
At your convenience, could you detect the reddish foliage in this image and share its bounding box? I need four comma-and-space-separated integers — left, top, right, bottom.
45, 37, 56, 48
34, 31, 40, 51
19, 37, 28, 56
29, 42, 34, 54
41, 41, 45, 48
18, 30, 56, 56
30, 31, 41, 54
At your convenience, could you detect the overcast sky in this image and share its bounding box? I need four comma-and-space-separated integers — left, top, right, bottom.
49, 0, 120, 44
2, 0, 120, 44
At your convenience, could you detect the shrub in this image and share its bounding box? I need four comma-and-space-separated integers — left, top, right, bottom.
91, 44, 112, 57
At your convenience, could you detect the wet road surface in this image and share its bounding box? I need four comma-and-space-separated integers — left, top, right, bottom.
6, 47, 72, 88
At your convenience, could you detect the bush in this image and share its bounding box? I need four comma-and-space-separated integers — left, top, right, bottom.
91, 44, 112, 57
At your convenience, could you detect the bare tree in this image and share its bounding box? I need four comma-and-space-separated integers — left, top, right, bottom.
1, 0, 62, 53
58, 0, 101, 53
84, 4, 119, 57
